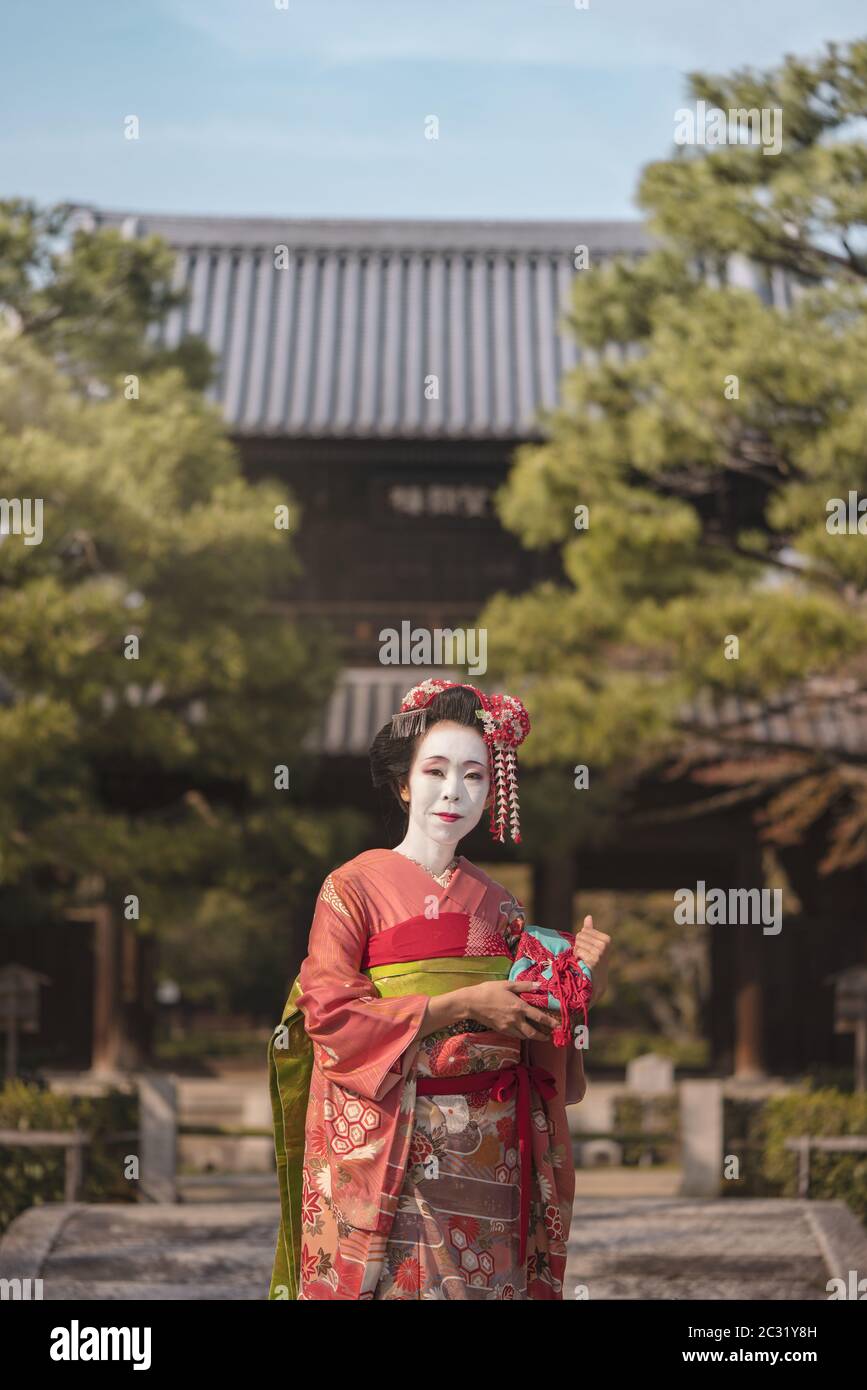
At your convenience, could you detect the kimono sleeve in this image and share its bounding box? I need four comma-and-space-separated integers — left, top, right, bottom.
528, 1031, 586, 1106
563, 1037, 587, 1105
295, 870, 429, 1102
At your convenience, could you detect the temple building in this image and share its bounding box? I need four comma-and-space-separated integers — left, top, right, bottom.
57, 207, 864, 1079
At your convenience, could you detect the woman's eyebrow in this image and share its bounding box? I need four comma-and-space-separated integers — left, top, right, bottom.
422, 754, 485, 767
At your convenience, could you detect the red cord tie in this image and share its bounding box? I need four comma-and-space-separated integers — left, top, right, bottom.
546, 951, 592, 1046
416, 1060, 557, 1265
518, 932, 593, 1047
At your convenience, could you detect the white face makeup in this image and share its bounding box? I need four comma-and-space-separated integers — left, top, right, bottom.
394, 720, 491, 868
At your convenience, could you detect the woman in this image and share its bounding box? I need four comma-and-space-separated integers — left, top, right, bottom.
268, 678, 609, 1300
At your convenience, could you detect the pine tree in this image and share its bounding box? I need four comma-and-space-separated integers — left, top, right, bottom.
483, 39, 867, 869
0, 201, 365, 1027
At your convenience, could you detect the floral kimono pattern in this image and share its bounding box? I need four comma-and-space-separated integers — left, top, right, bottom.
268, 848, 586, 1301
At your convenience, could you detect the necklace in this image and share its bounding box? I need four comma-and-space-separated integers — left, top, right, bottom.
394, 850, 459, 887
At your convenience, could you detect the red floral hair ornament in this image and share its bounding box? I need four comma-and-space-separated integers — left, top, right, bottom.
390, 678, 531, 844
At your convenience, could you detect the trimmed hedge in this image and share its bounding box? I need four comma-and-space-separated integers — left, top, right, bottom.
614, 1093, 680, 1165
0, 1080, 138, 1236
590, 1030, 708, 1069
725, 1086, 867, 1224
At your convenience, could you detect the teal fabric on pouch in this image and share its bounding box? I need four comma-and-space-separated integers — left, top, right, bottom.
509, 923, 593, 1046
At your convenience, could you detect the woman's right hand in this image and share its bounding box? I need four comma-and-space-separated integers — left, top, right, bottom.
464, 980, 558, 1041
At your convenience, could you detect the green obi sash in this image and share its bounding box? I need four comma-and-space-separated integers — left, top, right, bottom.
366, 954, 512, 998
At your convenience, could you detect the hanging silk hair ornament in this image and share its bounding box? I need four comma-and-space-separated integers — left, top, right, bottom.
390, 677, 531, 844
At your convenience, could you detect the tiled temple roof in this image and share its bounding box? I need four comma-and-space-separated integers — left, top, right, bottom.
79, 208, 652, 439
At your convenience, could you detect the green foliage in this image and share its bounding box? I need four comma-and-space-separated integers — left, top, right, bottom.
483, 38, 867, 863
589, 1032, 708, 1069
0, 1080, 137, 1234
0, 201, 365, 1018
725, 1086, 867, 1223
613, 1093, 680, 1165
579, 891, 709, 1047
641, 41, 867, 280
154, 1027, 270, 1064
0, 199, 213, 388
0, 329, 342, 893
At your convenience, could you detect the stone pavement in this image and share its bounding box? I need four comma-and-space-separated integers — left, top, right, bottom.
1, 1192, 864, 1300
0, 1202, 276, 1300
565, 1197, 867, 1300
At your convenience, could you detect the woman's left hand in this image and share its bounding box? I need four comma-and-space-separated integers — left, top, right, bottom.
573, 914, 610, 1005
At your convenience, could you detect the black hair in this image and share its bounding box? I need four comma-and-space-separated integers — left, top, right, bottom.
369, 685, 490, 826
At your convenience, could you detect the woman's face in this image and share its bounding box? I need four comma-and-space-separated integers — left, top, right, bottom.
400, 720, 491, 847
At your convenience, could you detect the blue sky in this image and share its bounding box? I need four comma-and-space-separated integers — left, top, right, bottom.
3, 0, 866, 222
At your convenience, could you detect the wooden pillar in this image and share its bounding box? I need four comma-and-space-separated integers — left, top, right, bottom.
708, 906, 733, 1072
91, 902, 122, 1074
733, 921, 765, 1077
137, 931, 158, 1065
117, 917, 146, 1070
733, 845, 766, 1078
532, 852, 576, 934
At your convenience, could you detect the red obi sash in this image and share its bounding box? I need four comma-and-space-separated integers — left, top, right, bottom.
361, 912, 507, 969
416, 1062, 557, 1266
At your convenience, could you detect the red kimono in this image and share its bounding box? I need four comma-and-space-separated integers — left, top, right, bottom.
269, 848, 586, 1301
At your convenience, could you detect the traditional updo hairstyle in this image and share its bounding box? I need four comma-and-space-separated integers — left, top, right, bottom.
369, 684, 491, 831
